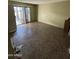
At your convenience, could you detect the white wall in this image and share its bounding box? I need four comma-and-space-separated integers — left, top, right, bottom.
38, 1, 70, 28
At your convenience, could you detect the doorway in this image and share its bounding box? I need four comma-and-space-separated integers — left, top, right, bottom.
14, 6, 30, 25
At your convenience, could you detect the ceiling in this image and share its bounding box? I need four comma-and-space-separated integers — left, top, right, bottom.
10, 0, 69, 4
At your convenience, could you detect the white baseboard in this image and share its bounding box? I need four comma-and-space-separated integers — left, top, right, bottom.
38, 20, 63, 29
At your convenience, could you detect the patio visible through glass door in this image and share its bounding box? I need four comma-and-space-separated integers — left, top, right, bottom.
14, 6, 30, 25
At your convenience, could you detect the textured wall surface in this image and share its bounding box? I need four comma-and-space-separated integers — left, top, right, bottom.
38, 1, 70, 28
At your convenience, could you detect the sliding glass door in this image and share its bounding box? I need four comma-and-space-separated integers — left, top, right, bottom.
14, 6, 30, 25
25, 8, 30, 23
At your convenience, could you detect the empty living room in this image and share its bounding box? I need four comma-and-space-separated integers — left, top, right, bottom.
8, 0, 70, 59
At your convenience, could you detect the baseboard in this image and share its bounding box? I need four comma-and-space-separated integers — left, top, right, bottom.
9, 29, 16, 33
38, 21, 63, 29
